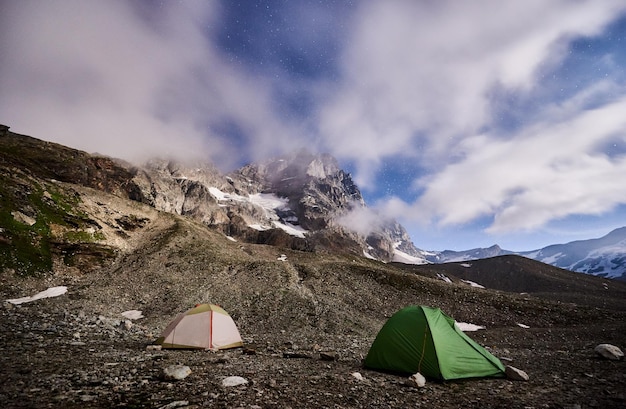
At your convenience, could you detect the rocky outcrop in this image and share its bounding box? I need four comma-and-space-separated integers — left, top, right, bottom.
233, 150, 363, 230
126, 150, 425, 261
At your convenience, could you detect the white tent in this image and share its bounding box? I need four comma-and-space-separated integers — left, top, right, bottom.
156, 304, 243, 350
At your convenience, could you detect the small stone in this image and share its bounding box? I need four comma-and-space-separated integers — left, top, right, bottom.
505, 365, 529, 381
351, 372, 364, 381
319, 351, 338, 361
242, 345, 257, 355
146, 344, 162, 351
121, 310, 144, 320
222, 376, 248, 387
405, 372, 426, 388
283, 351, 312, 359
158, 401, 189, 409
162, 365, 191, 381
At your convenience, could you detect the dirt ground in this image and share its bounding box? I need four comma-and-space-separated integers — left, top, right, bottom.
1, 293, 624, 409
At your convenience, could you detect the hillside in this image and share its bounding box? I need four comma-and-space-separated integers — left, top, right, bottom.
395, 255, 626, 311
1, 126, 625, 408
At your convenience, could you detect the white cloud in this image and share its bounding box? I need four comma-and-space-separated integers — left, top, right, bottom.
318, 0, 626, 187
401, 94, 626, 233
315, 0, 626, 238
335, 206, 384, 238
0, 0, 298, 169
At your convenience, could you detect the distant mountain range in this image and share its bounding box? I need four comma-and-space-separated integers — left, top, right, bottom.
424, 228, 626, 281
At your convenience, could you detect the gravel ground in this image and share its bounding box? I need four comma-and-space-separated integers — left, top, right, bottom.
1, 293, 624, 409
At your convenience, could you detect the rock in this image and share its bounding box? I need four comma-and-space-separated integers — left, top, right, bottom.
120, 320, 133, 331
505, 365, 529, 381
11, 210, 36, 226
319, 351, 338, 361
405, 372, 426, 388
222, 376, 248, 387
163, 365, 192, 381
283, 352, 312, 359
146, 344, 162, 351
594, 344, 624, 360
242, 345, 257, 355
351, 372, 364, 381
159, 401, 189, 409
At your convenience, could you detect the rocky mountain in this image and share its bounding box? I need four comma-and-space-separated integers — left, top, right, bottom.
230, 150, 426, 262
0, 125, 425, 278
2, 124, 626, 408
424, 229, 626, 281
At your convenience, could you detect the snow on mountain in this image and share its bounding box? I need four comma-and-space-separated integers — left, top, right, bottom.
392, 241, 429, 264
519, 227, 626, 280
425, 245, 510, 263
421, 228, 626, 280
208, 187, 308, 239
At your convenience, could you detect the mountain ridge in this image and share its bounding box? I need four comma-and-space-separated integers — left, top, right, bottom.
426, 228, 626, 281
1, 123, 623, 280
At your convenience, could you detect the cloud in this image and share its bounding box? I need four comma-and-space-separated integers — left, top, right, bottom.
313, 0, 626, 238
335, 205, 386, 238
317, 0, 626, 188
400, 92, 626, 233
0, 0, 299, 169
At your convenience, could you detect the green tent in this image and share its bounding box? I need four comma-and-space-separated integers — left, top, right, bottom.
364, 305, 505, 380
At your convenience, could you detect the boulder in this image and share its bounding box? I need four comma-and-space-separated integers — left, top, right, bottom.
594, 344, 624, 360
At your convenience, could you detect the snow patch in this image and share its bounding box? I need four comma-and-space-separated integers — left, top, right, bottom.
249, 193, 290, 211
436, 273, 452, 283
121, 310, 144, 320
461, 279, 485, 289
460, 263, 472, 268
456, 322, 486, 332
249, 223, 270, 231
272, 221, 307, 238
393, 248, 428, 265
363, 251, 377, 260
6, 286, 68, 305
209, 189, 309, 239
539, 252, 564, 264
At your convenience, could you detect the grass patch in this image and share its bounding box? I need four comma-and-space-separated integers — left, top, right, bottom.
0, 173, 107, 276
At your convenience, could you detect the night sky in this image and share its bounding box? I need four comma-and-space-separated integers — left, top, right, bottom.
1, 0, 626, 251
